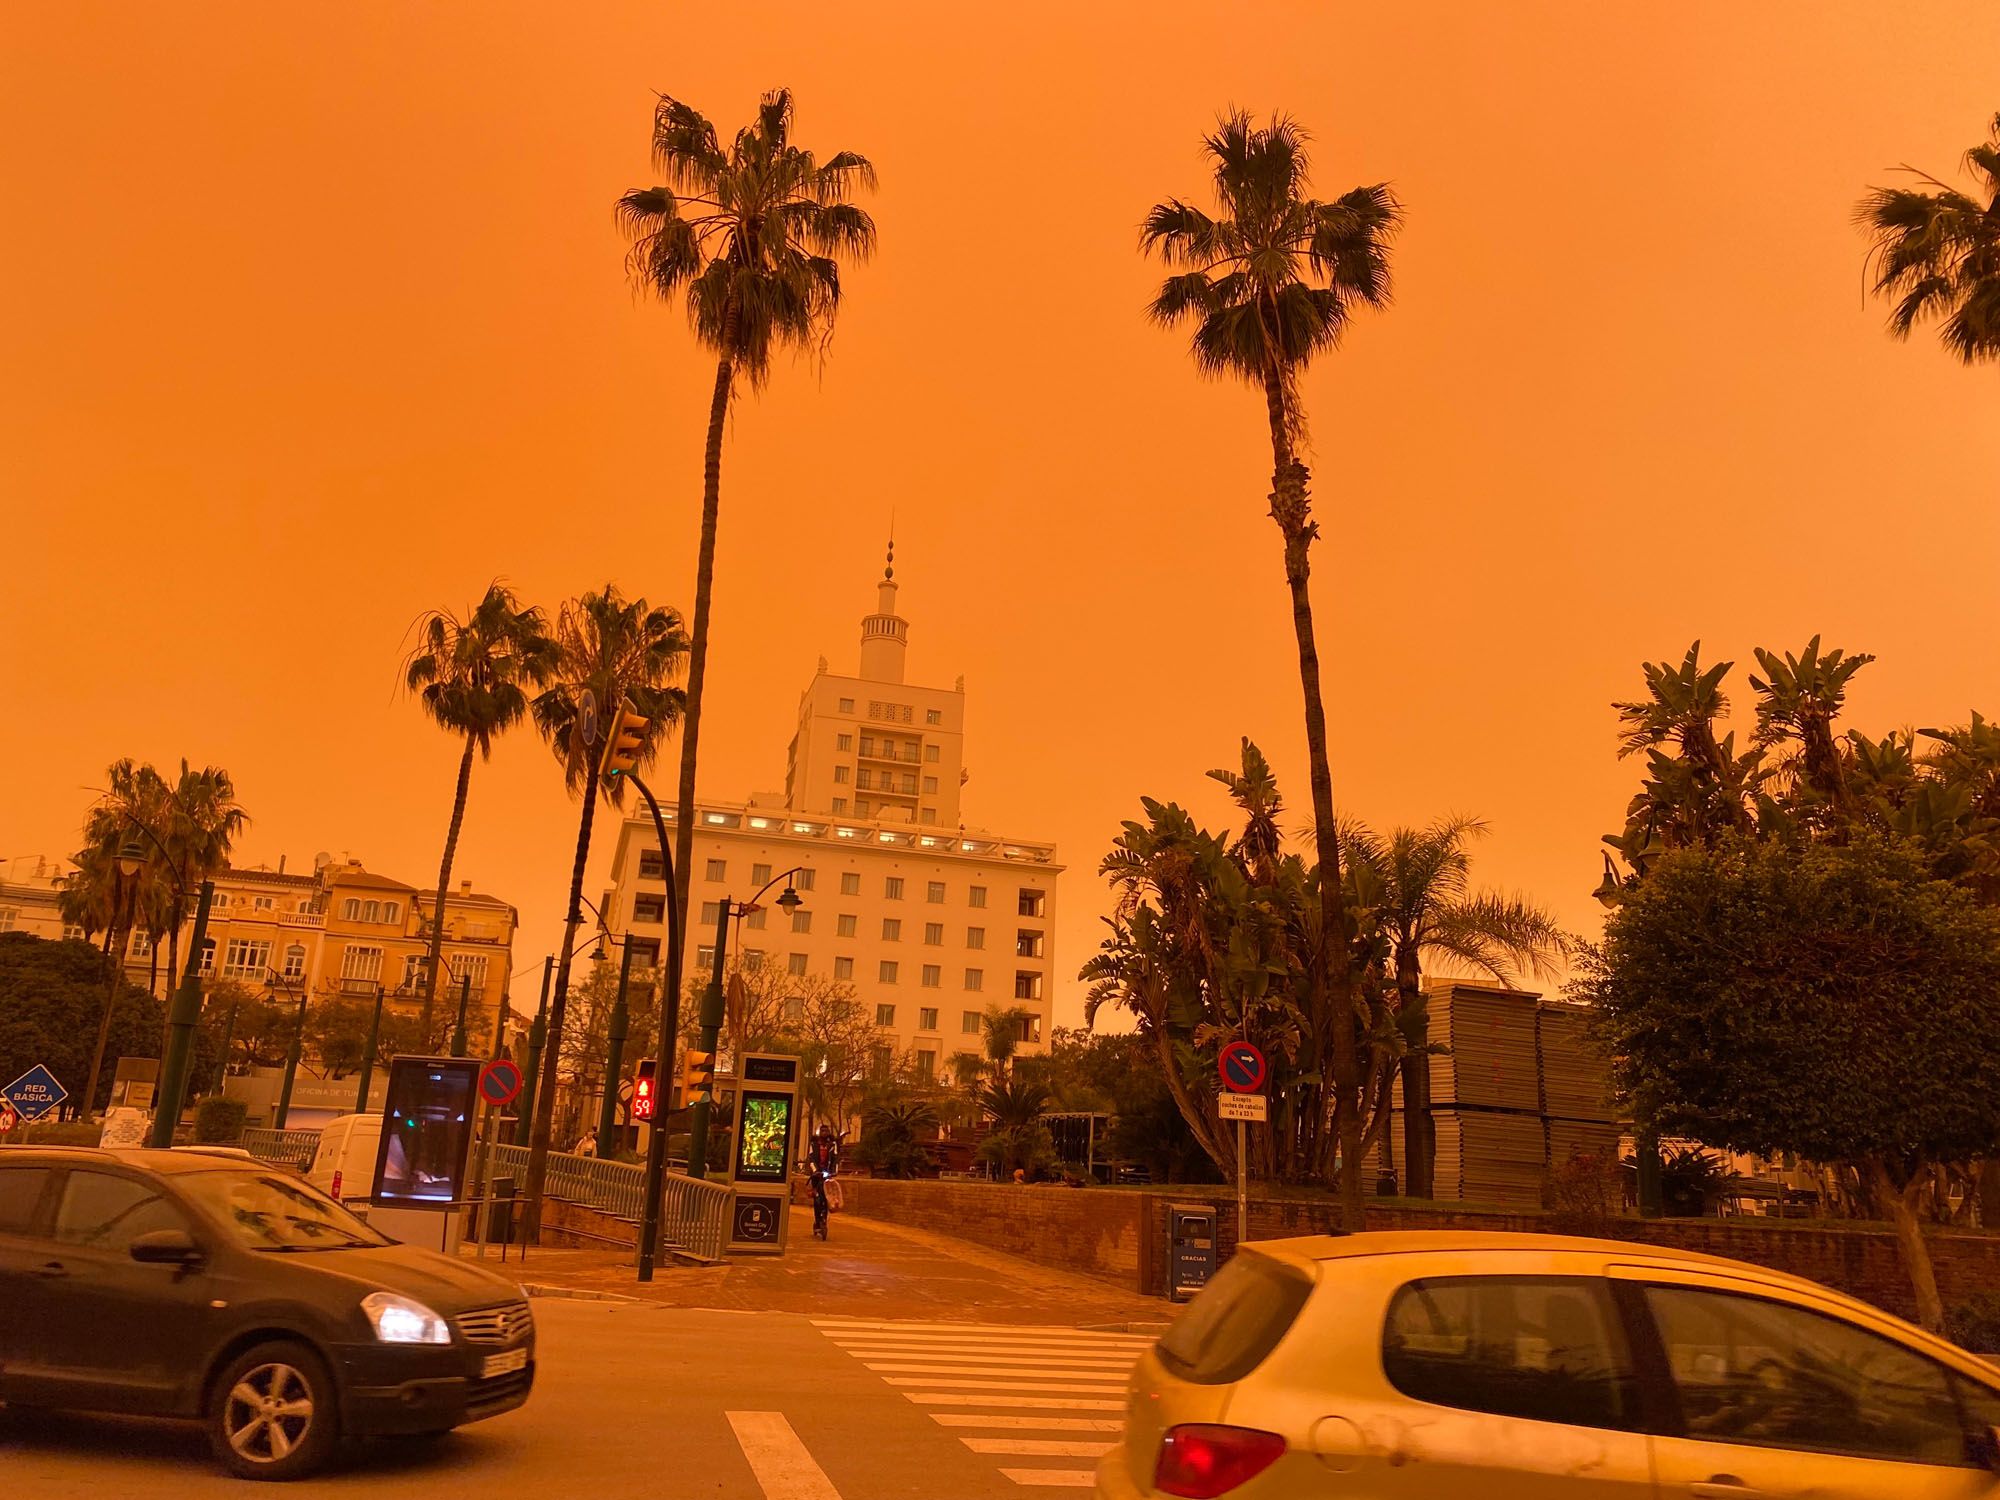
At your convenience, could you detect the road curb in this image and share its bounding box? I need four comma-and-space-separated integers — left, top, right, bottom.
1079, 1320, 1170, 1336
521, 1282, 640, 1304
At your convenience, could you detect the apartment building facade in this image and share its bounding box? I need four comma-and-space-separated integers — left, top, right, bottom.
602, 552, 1061, 1080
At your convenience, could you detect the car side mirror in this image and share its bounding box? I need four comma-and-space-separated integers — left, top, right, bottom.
129, 1228, 203, 1268
1970, 1424, 2000, 1474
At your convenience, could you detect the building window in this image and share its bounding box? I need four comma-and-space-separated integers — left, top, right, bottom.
969, 886, 987, 909
926, 709, 942, 725
859, 737, 875, 758
900, 774, 918, 795
788, 953, 808, 977
340, 945, 383, 981
925, 744, 940, 763
926, 880, 946, 903
1015, 972, 1043, 1001
0, 909, 17, 933
834, 956, 854, 980
128, 929, 152, 957
967, 927, 986, 950
1018, 1013, 1043, 1045
837, 914, 858, 938
223, 938, 271, 976
919, 1006, 940, 1031
965, 968, 984, 992
784, 995, 805, 1023
870, 1045, 894, 1076
841, 872, 861, 896
254, 894, 273, 911
962, 1009, 982, 1034
795, 868, 816, 891
745, 908, 767, 930
879, 961, 899, 985
383, 901, 400, 924
1019, 889, 1047, 918
856, 799, 871, 817
1016, 930, 1045, 959
832, 798, 848, 814
921, 964, 941, 988
876, 1003, 897, 1027
402, 954, 427, 992
282, 944, 306, 980
915, 1048, 937, 1078
882, 918, 902, 942
838, 697, 855, 713
924, 922, 943, 946
212, 892, 230, 911
634, 894, 666, 923
364, 900, 384, 923
885, 877, 904, 900
697, 944, 717, 969
199, 938, 216, 973
701, 901, 722, 925
753, 863, 772, 886
706, 859, 727, 882
630, 937, 660, 967
342, 898, 361, 920
448, 953, 490, 990
792, 909, 813, 935
856, 769, 874, 792
834, 766, 851, 784
743, 949, 765, 971
921, 807, 937, 823
923, 777, 939, 795
836, 733, 853, 750
639, 850, 666, 880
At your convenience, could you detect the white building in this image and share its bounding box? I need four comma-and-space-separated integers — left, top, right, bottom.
0, 856, 79, 941
602, 551, 1061, 1081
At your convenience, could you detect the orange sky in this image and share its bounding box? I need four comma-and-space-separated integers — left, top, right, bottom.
4, 4, 1996, 1023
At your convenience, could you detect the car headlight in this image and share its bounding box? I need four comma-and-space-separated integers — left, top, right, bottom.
362, 1291, 451, 1345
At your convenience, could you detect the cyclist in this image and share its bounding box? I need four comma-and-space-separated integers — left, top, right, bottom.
806, 1124, 841, 1240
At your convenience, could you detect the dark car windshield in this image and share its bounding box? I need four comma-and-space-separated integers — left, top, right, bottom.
178, 1169, 392, 1252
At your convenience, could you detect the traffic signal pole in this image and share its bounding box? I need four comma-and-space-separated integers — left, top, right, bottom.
594, 939, 635, 1158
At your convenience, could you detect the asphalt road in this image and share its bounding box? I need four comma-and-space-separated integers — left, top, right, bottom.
0, 1300, 1150, 1498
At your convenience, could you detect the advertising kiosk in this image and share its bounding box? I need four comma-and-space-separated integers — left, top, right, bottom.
726, 1053, 801, 1254
368, 1055, 481, 1253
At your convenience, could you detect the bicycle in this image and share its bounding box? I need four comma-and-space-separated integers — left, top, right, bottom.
809, 1168, 832, 1240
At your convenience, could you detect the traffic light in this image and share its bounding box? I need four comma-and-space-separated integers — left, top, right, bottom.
678, 1048, 715, 1108
598, 702, 650, 779
631, 1057, 657, 1122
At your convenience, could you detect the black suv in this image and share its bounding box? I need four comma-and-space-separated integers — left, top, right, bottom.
0, 1148, 534, 1479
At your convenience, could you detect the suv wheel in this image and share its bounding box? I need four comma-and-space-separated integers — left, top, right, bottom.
209, 1341, 337, 1481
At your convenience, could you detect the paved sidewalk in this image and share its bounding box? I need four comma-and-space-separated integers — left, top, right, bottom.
471, 1206, 1170, 1329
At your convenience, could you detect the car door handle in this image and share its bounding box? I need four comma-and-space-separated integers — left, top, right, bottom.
32, 1261, 68, 1279
1692, 1479, 1762, 1500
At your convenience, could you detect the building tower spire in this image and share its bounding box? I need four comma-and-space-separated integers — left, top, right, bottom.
858, 540, 908, 684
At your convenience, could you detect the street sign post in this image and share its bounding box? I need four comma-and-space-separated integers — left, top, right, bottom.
472, 1058, 524, 1259
4, 1064, 69, 1123
1216, 1042, 1267, 1250
478, 1058, 523, 1109
0, 1103, 17, 1134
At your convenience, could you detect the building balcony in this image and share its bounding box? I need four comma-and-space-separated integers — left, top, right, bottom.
857, 746, 924, 765
337, 977, 383, 996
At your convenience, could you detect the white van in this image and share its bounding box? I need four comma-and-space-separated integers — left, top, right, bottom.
307, 1112, 383, 1203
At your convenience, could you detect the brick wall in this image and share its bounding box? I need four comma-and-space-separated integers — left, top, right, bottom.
838, 1178, 2000, 1321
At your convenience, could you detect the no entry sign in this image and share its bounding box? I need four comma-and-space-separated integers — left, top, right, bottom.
1218, 1041, 1266, 1094
478, 1058, 523, 1109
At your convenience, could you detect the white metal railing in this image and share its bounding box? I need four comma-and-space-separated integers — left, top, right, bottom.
484, 1144, 732, 1265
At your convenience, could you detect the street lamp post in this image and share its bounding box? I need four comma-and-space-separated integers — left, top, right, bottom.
684, 866, 804, 1179
212, 995, 241, 1098
148, 877, 215, 1148
594, 938, 637, 1159
354, 983, 386, 1113
515, 959, 551, 1147
450, 974, 472, 1058
272, 978, 310, 1130
623, 771, 682, 1283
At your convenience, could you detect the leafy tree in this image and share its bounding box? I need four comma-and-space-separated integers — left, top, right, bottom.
1341, 817, 1567, 1198
522, 585, 685, 1230
1142, 115, 1403, 1228
404, 583, 557, 1039
1858, 112, 2000, 366
980, 1004, 1030, 1080
1578, 835, 2000, 1331
855, 1094, 938, 1179
615, 89, 877, 987
775, 976, 878, 1137
976, 1076, 1058, 1180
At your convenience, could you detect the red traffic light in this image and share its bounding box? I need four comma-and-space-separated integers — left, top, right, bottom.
631, 1058, 657, 1122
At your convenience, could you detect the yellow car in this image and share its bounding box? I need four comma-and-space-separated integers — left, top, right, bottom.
1098, 1231, 2000, 1499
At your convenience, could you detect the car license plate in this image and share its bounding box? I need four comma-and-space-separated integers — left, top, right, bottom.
480, 1347, 527, 1379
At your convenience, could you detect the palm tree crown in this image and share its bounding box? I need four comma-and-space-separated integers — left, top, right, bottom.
1141, 111, 1401, 445
616, 89, 878, 384
1858, 113, 2000, 364
405, 584, 558, 758
532, 585, 688, 798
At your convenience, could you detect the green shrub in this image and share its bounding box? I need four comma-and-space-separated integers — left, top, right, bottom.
194, 1096, 248, 1144
1951, 1292, 2000, 1354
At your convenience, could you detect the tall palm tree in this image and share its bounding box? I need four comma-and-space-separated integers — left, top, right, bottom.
615, 88, 877, 975
158, 762, 249, 982
981, 1004, 1030, 1080
1342, 817, 1568, 1198
1858, 113, 2000, 366
521, 585, 686, 1235
1142, 113, 1402, 1227
404, 584, 557, 1041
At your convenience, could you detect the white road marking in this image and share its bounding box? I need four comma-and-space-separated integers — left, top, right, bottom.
872, 1366, 1126, 1384
726, 1410, 843, 1500
813, 1317, 1148, 1341
824, 1331, 1151, 1349
999, 1470, 1096, 1488
906, 1392, 1126, 1411
886, 1375, 1128, 1393
863, 1360, 1126, 1377
839, 1348, 1136, 1367
932, 1414, 1122, 1432
964, 1438, 1118, 1457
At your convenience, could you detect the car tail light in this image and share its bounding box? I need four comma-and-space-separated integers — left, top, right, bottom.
1153, 1424, 1287, 1498
330, 1170, 343, 1199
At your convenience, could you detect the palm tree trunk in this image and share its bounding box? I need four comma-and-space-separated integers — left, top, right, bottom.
420, 736, 477, 1043
1260, 359, 1364, 1231
1395, 950, 1435, 1199
671, 338, 738, 974
523, 766, 602, 1239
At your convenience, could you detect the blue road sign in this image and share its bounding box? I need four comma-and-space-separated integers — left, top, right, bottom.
1218, 1041, 1267, 1094
4, 1064, 69, 1122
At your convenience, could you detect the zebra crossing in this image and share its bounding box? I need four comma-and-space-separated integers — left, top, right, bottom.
810, 1316, 1152, 1490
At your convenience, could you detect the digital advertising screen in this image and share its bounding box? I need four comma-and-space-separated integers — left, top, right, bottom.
370, 1056, 479, 1205
733, 1091, 794, 1184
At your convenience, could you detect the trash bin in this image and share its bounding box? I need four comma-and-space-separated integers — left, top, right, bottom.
485, 1174, 516, 1246
1167, 1204, 1218, 1302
